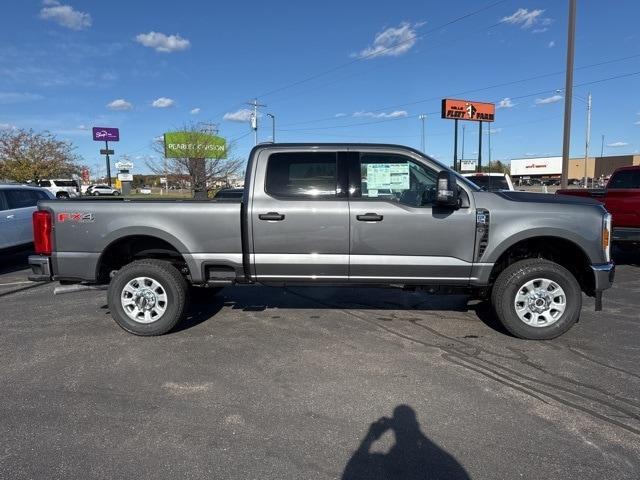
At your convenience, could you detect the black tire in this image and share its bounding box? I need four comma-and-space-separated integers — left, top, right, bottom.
93, 191, 100, 196
491, 259, 582, 340
107, 259, 188, 336
113, 191, 120, 196
56, 192, 69, 199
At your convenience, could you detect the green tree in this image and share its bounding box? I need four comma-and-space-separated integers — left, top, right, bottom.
0, 129, 80, 183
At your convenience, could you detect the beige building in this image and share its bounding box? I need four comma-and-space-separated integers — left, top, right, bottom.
511, 155, 640, 181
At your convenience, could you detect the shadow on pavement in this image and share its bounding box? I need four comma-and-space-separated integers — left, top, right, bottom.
0, 245, 33, 275
342, 405, 470, 480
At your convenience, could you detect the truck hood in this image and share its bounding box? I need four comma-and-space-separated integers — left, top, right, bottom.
494, 190, 603, 206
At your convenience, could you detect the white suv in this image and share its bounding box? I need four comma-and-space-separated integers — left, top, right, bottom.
37, 179, 80, 198
87, 184, 120, 196
0, 184, 54, 250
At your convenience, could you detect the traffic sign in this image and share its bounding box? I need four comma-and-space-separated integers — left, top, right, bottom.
100, 149, 114, 155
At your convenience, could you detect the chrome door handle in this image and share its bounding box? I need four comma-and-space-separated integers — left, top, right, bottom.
356, 213, 383, 222
259, 212, 285, 221
6, 214, 15, 219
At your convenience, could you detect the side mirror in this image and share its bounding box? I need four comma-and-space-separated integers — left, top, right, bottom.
436, 170, 459, 207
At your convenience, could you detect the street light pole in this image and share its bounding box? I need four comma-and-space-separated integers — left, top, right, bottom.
266, 113, 276, 142
583, 92, 592, 188
560, 0, 577, 189
418, 114, 426, 152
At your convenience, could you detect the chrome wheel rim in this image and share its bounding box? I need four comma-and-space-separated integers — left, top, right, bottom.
120, 276, 168, 324
514, 278, 567, 327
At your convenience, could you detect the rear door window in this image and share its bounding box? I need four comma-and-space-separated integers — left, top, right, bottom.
0, 191, 8, 211
265, 152, 338, 198
609, 170, 640, 189
6, 189, 40, 209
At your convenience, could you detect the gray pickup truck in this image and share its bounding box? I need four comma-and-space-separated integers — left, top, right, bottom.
29, 143, 615, 339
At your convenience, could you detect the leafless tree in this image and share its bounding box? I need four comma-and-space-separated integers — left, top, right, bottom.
147, 124, 244, 199
0, 129, 81, 183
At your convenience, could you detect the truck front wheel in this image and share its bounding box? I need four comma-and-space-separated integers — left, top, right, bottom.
107, 259, 188, 336
491, 259, 582, 340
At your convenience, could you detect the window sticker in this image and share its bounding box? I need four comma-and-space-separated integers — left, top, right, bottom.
366, 164, 391, 190
389, 164, 410, 190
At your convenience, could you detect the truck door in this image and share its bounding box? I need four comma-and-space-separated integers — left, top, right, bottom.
605, 169, 640, 229
347, 150, 476, 284
250, 150, 350, 282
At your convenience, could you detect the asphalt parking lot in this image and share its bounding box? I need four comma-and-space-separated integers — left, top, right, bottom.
1, 248, 639, 479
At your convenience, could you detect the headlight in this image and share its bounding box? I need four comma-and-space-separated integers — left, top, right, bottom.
602, 213, 612, 262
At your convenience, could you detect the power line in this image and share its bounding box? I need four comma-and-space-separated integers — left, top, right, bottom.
279, 52, 640, 128
278, 69, 640, 133
210, 0, 510, 120
255, 0, 510, 100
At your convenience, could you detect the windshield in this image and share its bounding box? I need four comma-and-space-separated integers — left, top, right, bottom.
54, 180, 77, 187
466, 175, 509, 191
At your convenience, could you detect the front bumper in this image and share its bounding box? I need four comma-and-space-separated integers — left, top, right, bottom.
591, 262, 615, 311
28, 255, 53, 282
591, 262, 615, 292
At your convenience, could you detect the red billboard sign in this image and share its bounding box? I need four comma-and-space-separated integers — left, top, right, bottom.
441, 99, 495, 122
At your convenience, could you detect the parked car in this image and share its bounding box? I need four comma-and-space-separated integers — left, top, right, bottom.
88, 184, 120, 196
214, 188, 244, 199
29, 143, 614, 340
139, 186, 152, 195
462, 173, 514, 191
37, 179, 79, 198
0, 184, 53, 250
557, 165, 640, 245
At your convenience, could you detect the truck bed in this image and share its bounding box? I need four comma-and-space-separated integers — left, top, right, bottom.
39, 199, 243, 282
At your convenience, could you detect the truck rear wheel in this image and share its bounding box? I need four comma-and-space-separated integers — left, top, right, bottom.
107, 259, 188, 336
491, 259, 582, 340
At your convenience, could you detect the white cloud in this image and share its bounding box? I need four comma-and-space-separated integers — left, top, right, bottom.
0, 92, 43, 104
634, 120, 640, 125
106, 99, 133, 110
497, 97, 515, 109
152, 97, 175, 108
76, 124, 89, 130
501, 8, 552, 30
223, 108, 254, 122
353, 22, 420, 59
0, 123, 16, 130
607, 141, 629, 147
484, 128, 502, 135
548, 40, 555, 48
135, 32, 190, 53
39, 3, 92, 30
352, 110, 408, 119
334, 113, 347, 118
535, 94, 563, 105
190, 107, 201, 115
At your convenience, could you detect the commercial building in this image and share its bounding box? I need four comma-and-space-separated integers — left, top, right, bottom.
510, 154, 640, 182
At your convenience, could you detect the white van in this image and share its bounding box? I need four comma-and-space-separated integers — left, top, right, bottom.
37, 179, 80, 198
0, 185, 54, 250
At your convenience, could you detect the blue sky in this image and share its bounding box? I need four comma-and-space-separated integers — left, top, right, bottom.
1, 0, 639, 174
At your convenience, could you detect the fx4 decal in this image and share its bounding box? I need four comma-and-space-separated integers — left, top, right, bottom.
57, 212, 95, 223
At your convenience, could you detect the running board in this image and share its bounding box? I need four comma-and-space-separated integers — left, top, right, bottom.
54, 284, 108, 295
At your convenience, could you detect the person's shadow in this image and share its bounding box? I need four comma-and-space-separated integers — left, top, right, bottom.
342, 405, 470, 480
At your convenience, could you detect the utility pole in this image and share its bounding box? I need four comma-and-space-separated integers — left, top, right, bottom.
560, 0, 577, 189
247, 98, 266, 146
266, 113, 276, 142
461, 124, 466, 162
583, 92, 592, 188
600, 134, 605, 158
419, 114, 427, 152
